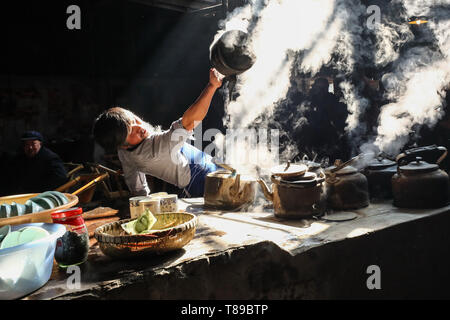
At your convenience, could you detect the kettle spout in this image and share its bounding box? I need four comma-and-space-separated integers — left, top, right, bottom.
257, 178, 274, 202
230, 174, 241, 197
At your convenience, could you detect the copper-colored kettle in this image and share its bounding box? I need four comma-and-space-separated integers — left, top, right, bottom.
203, 164, 257, 210
258, 162, 328, 218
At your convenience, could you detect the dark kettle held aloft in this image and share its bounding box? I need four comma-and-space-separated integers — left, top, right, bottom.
209, 30, 256, 77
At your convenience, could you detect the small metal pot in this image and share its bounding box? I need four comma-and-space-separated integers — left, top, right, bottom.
363, 156, 397, 200
392, 156, 450, 209
258, 163, 327, 218
325, 157, 369, 210
204, 169, 257, 210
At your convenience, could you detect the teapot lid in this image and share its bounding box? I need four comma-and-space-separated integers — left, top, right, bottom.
280, 171, 317, 182
367, 157, 396, 170
399, 157, 438, 173
326, 165, 357, 175
325, 156, 362, 176
271, 162, 307, 178
301, 160, 322, 170
274, 171, 320, 186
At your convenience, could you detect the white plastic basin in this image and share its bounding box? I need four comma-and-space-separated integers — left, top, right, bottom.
0, 223, 66, 300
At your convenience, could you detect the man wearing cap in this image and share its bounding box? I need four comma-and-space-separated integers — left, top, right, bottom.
10, 131, 68, 194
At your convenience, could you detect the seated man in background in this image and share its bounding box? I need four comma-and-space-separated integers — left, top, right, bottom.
294, 77, 350, 163
10, 131, 68, 195
92, 68, 223, 198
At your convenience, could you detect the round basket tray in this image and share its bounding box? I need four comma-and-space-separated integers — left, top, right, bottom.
0, 193, 78, 227
94, 212, 198, 258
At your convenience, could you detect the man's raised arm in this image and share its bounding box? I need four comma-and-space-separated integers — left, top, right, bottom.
181, 68, 223, 131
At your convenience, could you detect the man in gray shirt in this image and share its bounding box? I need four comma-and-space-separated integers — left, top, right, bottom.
92, 68, 223, 197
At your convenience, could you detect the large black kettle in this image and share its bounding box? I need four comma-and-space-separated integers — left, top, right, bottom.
209, 30, 256, 77
392, 146, 449, 209
363, 156, 397, 200
392, 156, 449, 209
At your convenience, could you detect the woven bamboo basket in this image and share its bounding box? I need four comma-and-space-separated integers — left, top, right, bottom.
94, 212, 197, 258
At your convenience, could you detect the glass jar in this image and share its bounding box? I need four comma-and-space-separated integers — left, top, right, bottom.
51, 207, 89, 268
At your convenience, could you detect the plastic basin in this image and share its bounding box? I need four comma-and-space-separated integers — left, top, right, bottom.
0, 223, 66, 299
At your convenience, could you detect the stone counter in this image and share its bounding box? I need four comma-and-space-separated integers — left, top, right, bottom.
24, 198, 450, 299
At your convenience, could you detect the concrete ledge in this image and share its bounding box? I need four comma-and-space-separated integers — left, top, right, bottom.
25, 200, 450, 299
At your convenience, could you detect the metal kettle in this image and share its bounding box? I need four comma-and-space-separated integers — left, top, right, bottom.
363, 156, 397, 200
392, 155, 449, 209
209, 30, 256, 77
258, 163, 328, 218
203, 164, 257, 210
325, 157, 370, 210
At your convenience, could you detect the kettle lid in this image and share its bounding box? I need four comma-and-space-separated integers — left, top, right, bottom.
301, 160, 322, 171
271, 162, 307, 178
367, 157, 396, 170
399, 157, 438, 173
281, 171, 317, 182
326, 165, 357, 175
273, 171, 320, 186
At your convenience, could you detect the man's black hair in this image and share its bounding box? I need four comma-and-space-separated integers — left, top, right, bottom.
92, 108, 130, 152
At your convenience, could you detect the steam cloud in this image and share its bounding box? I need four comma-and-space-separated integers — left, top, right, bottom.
374, 0, 450, 155
214, 0, 450, 169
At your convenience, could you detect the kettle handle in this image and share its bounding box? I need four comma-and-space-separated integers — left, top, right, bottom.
396, 152, 407, 166
396, 145, 447, 166
437, 147, 448, 165
330, 154, 361, 174
230, 174, 241, 196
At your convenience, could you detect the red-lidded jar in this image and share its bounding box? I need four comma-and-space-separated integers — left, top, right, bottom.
51, 207, 89, 268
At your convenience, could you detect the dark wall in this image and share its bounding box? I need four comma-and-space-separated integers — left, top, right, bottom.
0, 0, 226, 161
